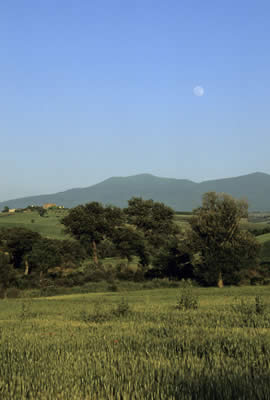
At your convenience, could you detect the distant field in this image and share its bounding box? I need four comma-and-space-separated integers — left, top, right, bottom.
1, 211, 270, 243
257, 233, 270, 244
173, 214, 192, 231
0, 286, 269, 399
0, 209, 70, 240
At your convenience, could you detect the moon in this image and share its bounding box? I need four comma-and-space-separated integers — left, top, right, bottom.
193, 86, 204, 97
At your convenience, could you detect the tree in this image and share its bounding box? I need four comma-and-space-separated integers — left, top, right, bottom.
112, 226, 150, 266
188, 192, 260, 286
2, 206, 9, 213
0, 228, 42, 275
0, 253, 17, 298
28, 238, 63, 279
151, 237, 193, 279
125, 197, 179, 250
61, 202, 124, 264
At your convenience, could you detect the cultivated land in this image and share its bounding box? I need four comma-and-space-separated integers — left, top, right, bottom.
0, 286, 270, 399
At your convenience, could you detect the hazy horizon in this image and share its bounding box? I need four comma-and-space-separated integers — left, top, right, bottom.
1, 170, 269, 203
1, 1, 269, 201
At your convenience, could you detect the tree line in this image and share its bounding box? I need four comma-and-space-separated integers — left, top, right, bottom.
0, 192, 264, 295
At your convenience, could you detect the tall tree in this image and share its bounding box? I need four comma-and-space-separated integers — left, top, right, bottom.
125, 197, 179, 250
0, 253, 17, 298
61, 202, 124, 264
28, 238, 63, 279
112, 226, 150, 266
151, 237, 193, 279
188, 192, 260, 286
0, 228, 41, 275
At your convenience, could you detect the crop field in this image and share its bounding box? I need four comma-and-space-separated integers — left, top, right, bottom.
0, 286, 270, 399
0, 210, 69, 240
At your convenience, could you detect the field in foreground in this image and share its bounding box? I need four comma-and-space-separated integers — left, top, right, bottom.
0, 286, 270, 399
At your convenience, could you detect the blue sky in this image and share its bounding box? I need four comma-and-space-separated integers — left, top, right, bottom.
0, 0, 269, 201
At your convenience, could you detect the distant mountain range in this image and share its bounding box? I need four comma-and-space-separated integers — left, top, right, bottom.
1, 172, 270, 211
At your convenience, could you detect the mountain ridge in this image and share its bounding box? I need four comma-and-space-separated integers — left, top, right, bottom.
1, 172, 270, 212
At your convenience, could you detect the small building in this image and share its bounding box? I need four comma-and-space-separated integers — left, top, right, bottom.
9, 209, 16, 213
43, 203, 57, 209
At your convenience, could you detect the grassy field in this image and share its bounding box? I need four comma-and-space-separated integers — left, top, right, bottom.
257, 232, 270, 244
1, 210, 269, 239
0, 209, 69, 240
0, 286, 270, 399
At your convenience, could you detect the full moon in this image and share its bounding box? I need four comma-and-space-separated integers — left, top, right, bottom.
193, 86, 204, 97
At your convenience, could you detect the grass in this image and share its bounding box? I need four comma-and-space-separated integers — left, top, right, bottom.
257, 232, 270, 244
0, 209, 70, 240
0, 286, 270, 399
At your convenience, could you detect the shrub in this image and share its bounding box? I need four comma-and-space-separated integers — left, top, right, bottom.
250, 276, 264, 285
177, 279, 199, 310
113, 298, 130, 317
255, 295, 267, 315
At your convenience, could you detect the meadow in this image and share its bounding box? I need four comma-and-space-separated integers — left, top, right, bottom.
2, 210, 269, 237
0, 286, 270, 399
0, 209, 69, 240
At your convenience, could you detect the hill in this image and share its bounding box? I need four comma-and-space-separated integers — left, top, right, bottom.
1, 172, 270, 211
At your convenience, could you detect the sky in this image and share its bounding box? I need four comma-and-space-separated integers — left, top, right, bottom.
0, 0, 270, 201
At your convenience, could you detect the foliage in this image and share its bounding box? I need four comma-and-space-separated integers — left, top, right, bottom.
125, 197, 179, 249
0, 227, 41, 269
188, 192, 261, 286
112, 226, 150, 266
0, 253, 17, 297
176, 279, 199, 310
61, 202, 124, 262
152, 237, 194, 279
28, 238, 63, 275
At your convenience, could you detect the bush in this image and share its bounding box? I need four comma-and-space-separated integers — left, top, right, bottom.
113, 298, 130, 317
177, 279, 199, 310
250, 276, 265, 285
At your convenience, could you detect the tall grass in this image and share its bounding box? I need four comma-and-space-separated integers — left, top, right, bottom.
0, 286, 269, 399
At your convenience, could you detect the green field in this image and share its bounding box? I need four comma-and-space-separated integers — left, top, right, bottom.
1, 210, 269, 239
0, 286, 270, 399
257, 232, 270, 244
0, 209, 69, 240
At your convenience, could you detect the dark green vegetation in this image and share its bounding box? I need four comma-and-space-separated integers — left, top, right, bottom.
0, 286, 270, 399
1, 171, 270, 211
1, 194, 269, 294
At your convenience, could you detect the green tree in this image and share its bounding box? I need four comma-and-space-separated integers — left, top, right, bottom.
112, 226, 150, 266
28, 238, 63, 279
0, 228, 41, 275
0, 253, 17, 298
2, 206, 9, 213
125, 197, 179, 250
151, 237, 193, 279
188, 192, 260, 286
61, 202, 124, 264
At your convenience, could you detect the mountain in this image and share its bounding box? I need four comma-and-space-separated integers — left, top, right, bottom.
1, 172, 270, 211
